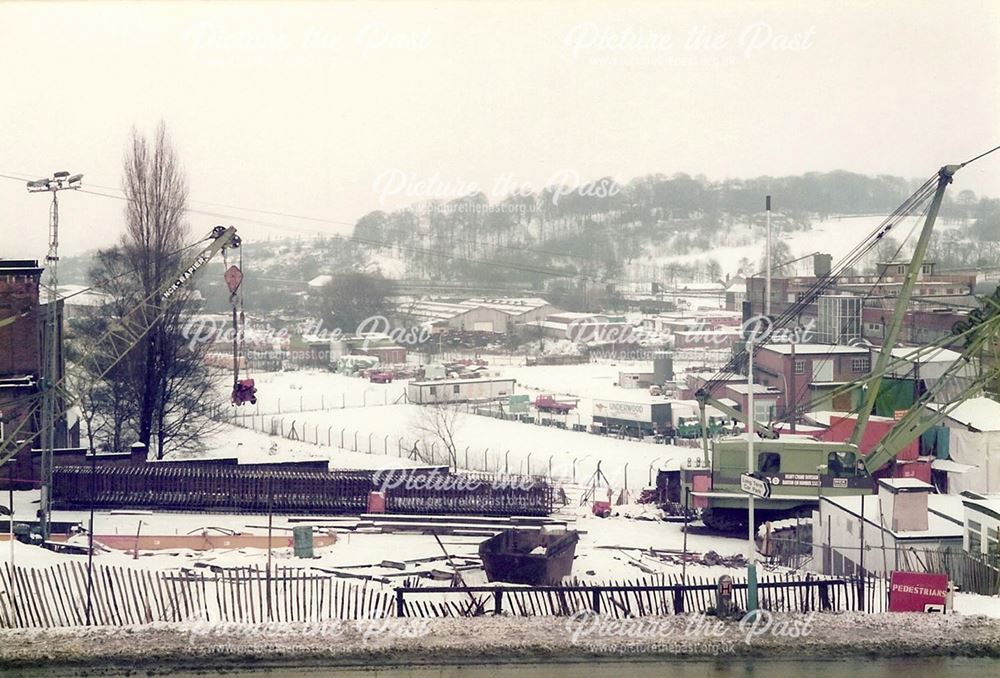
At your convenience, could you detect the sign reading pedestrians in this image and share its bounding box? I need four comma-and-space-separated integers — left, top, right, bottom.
740, 473, 771, 499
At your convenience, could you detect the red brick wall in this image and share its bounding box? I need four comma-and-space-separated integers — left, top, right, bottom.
0, 269, 41, 377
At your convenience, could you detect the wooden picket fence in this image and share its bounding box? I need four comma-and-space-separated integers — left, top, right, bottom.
0, 562, 394, 628
396, 572, 885, 618
898, 548, 1000, 596
0, 564, 884, 629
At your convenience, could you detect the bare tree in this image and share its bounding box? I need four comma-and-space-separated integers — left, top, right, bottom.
115, 122, 216, 457
412, 400, 462, 469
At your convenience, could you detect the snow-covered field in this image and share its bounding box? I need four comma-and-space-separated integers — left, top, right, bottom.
630, 215, 967, 278
216, 365, 715, 486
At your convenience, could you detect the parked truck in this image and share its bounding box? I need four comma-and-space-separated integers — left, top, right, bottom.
534, 394, 577, 414
591, 399, 672, 438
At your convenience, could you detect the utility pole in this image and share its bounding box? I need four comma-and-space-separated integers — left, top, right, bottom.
26, 171, 82, 540
765, 195, 772, 318
746, 338, 758, 616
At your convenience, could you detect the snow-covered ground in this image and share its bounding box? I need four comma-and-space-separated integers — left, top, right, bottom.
216, 366, 717, 486
631, 214, 966, 278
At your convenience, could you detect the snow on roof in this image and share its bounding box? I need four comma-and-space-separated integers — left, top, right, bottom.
41, 284, 111, 307
823, 494, 964, 540
962, 494, 1000, 520
926, 397, 1000, 432
459, 297, 551, 315
762, 343, 870, 355
307, 274, 334, 288
930, 459, 976, 474
878, 477, 933, 492
724, 383, 781, 395
409, 376, 516, 386
889, 346, 963, 364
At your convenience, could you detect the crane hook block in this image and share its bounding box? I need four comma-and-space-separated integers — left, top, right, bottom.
232, 379, 257, 406
225, 265, 244, 295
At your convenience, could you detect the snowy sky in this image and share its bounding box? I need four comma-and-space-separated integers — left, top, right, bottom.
1, 0, 998, 256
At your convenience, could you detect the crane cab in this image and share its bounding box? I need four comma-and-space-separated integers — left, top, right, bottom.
682, 437, 871, 531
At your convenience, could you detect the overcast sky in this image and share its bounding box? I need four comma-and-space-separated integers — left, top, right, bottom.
1, 0, 998, 257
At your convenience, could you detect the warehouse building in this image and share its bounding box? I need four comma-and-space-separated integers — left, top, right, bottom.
402, 297, 556, 334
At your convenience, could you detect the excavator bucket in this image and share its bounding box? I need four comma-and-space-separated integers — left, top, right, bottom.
231, 378, 257, 406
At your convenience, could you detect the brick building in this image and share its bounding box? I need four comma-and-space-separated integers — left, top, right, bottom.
0, 259, 77, 488
753, 343, 871, 417
0, 260, 44, 486
746, 260, 976, 343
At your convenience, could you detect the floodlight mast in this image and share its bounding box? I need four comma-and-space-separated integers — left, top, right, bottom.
26, 171, 83, 540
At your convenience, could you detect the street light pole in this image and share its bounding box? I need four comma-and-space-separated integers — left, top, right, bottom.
746, 338, 759, 616
765, 195, 772, 318
27, 171, 82, 540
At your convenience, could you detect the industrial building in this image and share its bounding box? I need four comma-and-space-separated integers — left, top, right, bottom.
402, 297, 556, 334
815, 294, 863, 344
746, 258, 977, 340
812, 478, 964, 577
753, 343, 871, 415
0, 259, 79, 487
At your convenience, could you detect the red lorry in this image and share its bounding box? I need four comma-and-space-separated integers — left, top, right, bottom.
534, 395, 577, 414
369, 370, 395, 384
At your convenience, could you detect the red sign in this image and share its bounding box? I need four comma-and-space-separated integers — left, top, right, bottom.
888, 571, 948, 612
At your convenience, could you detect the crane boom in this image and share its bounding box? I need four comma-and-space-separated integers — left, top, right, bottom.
0, 226, 241, 468
850, 164, 959, 445
862, 305, 1000, 474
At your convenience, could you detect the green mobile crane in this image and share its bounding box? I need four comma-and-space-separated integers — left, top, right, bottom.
682, 163, 1000, 531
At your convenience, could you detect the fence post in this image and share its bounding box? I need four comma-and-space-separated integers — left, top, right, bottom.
623, 462, 629, 491
353, 430, 358, 451
591, 588, 601, 613
321, 394, 324, 410
465, 447, 470, 469
385, 435, 389, 455
328, 427, 332, 446
505, 450, 510, 475
315, 424, 319, 445
343, 393, 346, 408
300, 395, 303, 411
341, 428, 345, 448
278, 398, 281, 414
398, 438, 404, 457
527, 452, 532, 475
368, 432, 373, 454
673, 587, 684, 614
493, 589, 503, 615
396, 589, 405, 617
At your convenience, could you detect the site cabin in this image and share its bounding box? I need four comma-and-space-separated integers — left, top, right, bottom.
591, 398, 672, 438
683, 436, 872, 531
407, 376, 516, 404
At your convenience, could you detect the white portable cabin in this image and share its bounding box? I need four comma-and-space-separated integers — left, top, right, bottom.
407, 376, 516, 404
